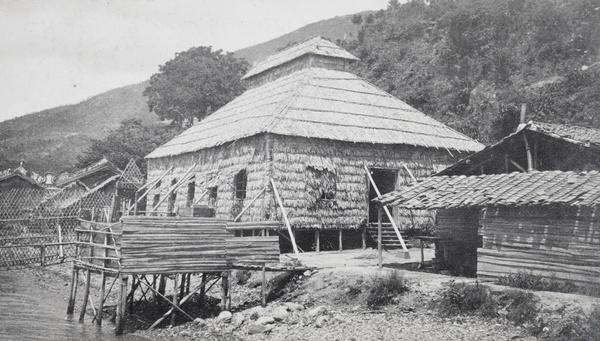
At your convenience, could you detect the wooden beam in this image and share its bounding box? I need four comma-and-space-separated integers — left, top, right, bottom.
67, 267, 79, 314
150, 164, 197, 212
402, 165, 417, 182
509, 159, 527, 173
364, 165, 410, 258
115, 276, 128, 335
234, 187, 266, 222
129, 166, 174, 212
270, 179, 299, 255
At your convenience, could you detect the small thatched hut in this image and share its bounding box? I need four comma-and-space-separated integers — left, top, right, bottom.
145, 37, 483, 250
376, 171, 600, 286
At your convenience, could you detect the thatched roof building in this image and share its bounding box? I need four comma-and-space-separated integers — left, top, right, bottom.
376, 171, 600, 285
145, 37, 483, 250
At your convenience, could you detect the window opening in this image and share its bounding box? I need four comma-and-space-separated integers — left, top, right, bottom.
187, 181, 195, 207
368, 168, 397, 224
234, 170, 247, 200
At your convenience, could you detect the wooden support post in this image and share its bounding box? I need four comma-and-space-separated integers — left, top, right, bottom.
315, 229, 320, 253
67, 267, 79, 314
179, 274, 186, 301
115, 276, 128, 335
185, 273, 191, 296
158, 275, 166, 296
270, 179, 299, 255
339, 229, 343, 251
221, 272, 229, 311
261, 264, 267, 308
523, 134, 533, 172
133, 191, 139, 216
128, 276, 137, 311
96, 234, 108, 326
361, 224, 367, 250
378, 209, 383, 269
171, 274, 179, 326
200, 273, 207, 304
40, 244, 45, 266
227, 272, 232, 311
57, 222, 64, 259
79, 269, 91, 322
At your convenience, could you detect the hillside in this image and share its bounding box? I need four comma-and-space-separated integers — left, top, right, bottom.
234, 12, 368, 66
0, 81, 153, 172
0, 14, 365, 174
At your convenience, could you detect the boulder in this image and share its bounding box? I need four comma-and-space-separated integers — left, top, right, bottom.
231, 313, 245, 329
315, 315, 329, 328
248, 323, 274, 334
285, 302, 304, 311
217, 311, 232, 323
272, 307, 290, 322
308, 305, 328, 319
256, 316, 275, 325
193, 317, 207, 328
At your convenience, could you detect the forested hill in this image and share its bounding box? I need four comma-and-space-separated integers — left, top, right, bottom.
346, 0, 600, 144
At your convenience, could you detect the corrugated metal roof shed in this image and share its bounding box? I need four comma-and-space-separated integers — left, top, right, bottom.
376, 170, 600, 209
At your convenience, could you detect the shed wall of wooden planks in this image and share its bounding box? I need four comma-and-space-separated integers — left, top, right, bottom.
478, 205, 600, 286
434, 208, 481, 276
119, 216, 281, 274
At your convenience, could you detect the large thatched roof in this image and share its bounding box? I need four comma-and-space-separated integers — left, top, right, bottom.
147, 66, 483, 159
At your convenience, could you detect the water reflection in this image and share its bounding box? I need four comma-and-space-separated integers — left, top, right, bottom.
0, 271, 150, 341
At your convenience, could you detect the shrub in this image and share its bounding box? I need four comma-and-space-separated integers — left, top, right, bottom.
499, 290, 538, 326
496, 271, 600, 297
366, 270, 409, 308
436, 281, 497, 317
234, 270, 252, 285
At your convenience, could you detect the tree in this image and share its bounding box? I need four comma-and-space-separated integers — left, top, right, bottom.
76, 119, 183, 172
143, 46, 249, 127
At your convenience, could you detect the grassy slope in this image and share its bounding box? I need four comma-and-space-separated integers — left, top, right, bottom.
0, 13, 365, 174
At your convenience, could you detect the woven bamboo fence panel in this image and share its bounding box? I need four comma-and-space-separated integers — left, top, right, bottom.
119, 217, 280, 275
0, 188, 111, 267
477, 206, 600, 286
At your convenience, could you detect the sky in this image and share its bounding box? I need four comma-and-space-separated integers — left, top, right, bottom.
0, 0, 390, 122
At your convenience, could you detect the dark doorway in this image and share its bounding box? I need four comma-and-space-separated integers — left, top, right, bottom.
368, 168, 397, 224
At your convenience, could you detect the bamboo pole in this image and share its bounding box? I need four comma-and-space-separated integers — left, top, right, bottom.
361, 224, 366, 250
147, 274, 211, 329
129, 166, 174, 212
67, 267, 79, 314
315, 229, 320, 253
171, 274, 179, 326
339, 229, 343, 251
523, 134, 533, 171
115, 276, 128, 335
402, 165, 417, 182
261, 264, 267, 307
270, 179, 299, 255
221, 272, 229, 311
378, 209, 383, 269
96, 234, 108, 326
57, 222, 64, 259
364, 165, 410, 258
234, 187, 266, 222
150, 164, 197, 212
78, 269, 91, 322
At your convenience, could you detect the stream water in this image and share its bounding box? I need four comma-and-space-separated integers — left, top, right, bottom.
0, 270, 150, 341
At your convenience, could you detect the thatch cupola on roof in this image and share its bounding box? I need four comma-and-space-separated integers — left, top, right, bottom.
145, 36, 483, 252
241, 36, 359, 89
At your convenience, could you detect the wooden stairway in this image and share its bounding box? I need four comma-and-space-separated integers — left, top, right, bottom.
366, 223, 408, 250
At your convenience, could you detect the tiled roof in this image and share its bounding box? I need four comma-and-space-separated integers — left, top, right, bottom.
530, 121, 600, 147
376, 171, 600, 209
147, 67, 484, 158
242, 36, 359, 80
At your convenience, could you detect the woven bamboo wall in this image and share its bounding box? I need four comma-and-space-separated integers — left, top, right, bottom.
271, 135, 457, 229
146, 134, 272, 222
478, 205, 600, 286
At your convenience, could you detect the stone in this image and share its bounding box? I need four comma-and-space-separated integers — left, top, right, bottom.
194, 318, 207, 328
286, 302, 304, 311
315, 315, 329, 328
272, 307, 290, 321
256, 316, 275, 325
303, 270, 312, 277
217, 311, 232, 323
308, 305, 328, 319
247, 306, 265, 318
248, 323, 274, 334
231, 313, 245, 329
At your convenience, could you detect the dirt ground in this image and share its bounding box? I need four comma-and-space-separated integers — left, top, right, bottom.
9, 247, 600, 340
